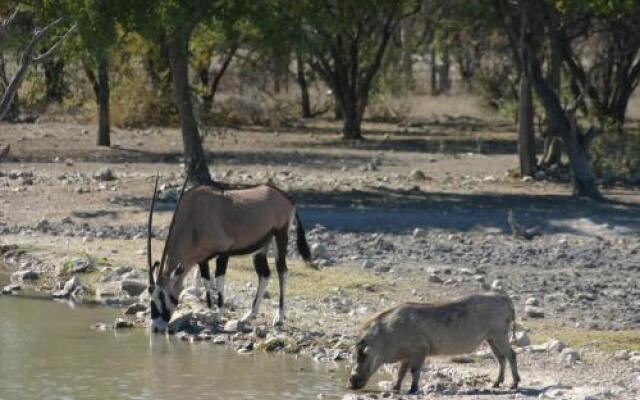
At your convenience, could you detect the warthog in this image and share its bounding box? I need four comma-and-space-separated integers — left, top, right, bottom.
349, 293, 520, 393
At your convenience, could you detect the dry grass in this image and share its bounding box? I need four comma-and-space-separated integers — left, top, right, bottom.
224, 257, 388, 300
527, 321, 640, 352
407, 94, 489, 120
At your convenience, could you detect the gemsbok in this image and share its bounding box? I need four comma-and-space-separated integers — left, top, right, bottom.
146, 174, 312, 333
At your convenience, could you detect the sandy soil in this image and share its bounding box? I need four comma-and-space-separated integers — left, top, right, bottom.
1, 118, 639, 399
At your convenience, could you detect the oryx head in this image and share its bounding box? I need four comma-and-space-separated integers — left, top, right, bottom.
147, 172, 189, 333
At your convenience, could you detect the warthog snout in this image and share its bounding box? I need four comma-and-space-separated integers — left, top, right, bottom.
348, 374, 366, 390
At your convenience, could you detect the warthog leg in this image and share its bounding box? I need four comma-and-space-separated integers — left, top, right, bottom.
241, 246, 271, 323
393, 361, 411, 391
409, 361, 424, 394
487, 339, 506, 387
489, 335, 520, 389
215, 255, 228, 322
273, 228, 289, 327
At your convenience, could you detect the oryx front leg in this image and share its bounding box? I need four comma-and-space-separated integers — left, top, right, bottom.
241, 251, 270, 324
198, 262, 217, 311
214, 255, 228, 323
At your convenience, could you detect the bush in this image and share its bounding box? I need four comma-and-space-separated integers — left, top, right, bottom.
590, 130, 640, 180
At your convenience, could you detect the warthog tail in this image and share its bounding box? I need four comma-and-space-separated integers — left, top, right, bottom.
295, 211, 312, 264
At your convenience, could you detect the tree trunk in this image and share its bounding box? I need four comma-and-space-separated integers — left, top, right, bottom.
530, 58, 600, 199
400, 19, 415, 90
166, 35, 212, 184
96, 57, 110, 147
517, 73, 536, 176
430, 46, 438, 95
540, 33, 562, 167
44, 58, 66, 102
296, 51, 312, 118
333, 91, 343, 120
517, 2, 536, 177
439, 44, 451, 93
340, 93, 363, 140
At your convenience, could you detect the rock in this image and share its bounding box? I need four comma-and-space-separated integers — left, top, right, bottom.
52, 275, 81, 299
96, 281, 123, 297
311, 243, 328, 259
69, 257, 94, 273
167, 311, 194, 333
428, 274, 443, 283
121, 280, 146, 297
1, 283, 21, 294
512, 331, 531, 347
224, 319, 252, 333
525, 305, 545, 318
545, 339, 567, 353
410, 170, 426, 180
361, 260, 375, 269
94, 167, 115, 181
64, 158, 74, 166
560, 347, 580, 364
91, 323, 110, 331
212, 334, 229, 344
412, 228, 428, 239
254, 325, 268, 338
614, 349, 630, 361
114, 317, 134, 329
261, 336, 287, 352
490, 279, 504, 291
374, 265, 390, 273
11, 270, 38, 282
525, 297, 540, 306
124, 303, 147, 315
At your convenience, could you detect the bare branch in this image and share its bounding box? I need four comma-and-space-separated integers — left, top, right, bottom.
0, 18, 76, 120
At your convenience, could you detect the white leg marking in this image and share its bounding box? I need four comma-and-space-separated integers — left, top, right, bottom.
241, 276, 269, 323
273, 271, 287, 327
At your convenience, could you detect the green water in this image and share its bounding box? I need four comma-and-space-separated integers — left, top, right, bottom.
0, 292, 349, 400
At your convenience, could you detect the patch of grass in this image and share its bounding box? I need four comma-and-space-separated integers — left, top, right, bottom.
527, 321, 640, 352
225, 258, 387, 300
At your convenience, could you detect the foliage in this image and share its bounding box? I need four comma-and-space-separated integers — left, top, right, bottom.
590, 128, 640, 178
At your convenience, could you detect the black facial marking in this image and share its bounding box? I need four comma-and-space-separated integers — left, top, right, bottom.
168, 293, 179, 306
158, 292, 171, 322
150, 300, 160, 319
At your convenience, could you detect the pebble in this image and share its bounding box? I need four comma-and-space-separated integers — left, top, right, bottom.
560, 347, 580, 364
114, 318, 134, 329
410, 170, 426, 180
361, 260, 374, 269
94, 167, 115, 181
11, 270, 38, 282
525, 305, 545, 318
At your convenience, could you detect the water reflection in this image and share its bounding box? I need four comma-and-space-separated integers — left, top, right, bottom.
0, 294, 347, 400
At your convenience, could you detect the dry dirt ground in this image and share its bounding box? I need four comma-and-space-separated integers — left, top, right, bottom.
1, 117, 640, 400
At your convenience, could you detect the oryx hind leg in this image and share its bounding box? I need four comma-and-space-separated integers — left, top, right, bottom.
273, 227, 289, 327
241, 243, 271, 323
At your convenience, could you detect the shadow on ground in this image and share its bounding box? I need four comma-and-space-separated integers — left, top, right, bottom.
110, 186, 640, 236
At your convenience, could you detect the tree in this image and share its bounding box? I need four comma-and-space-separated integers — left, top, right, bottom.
123, 2, 221, 183
553, 0, 640, 129
299, 0, 421, 140
523, 1, 601, 198
0, 8, 75, 120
